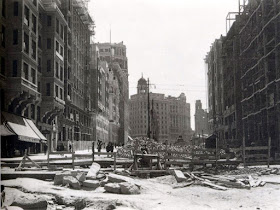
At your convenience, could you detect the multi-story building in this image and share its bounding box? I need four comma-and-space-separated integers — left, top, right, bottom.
90, 44, 121, 146
0, 0, 95, 157
205, 38, 224, 145
239, 0, 280, 154
221, 17, 243, 147
206, 0, 280, 156
97, 42, 129, 145
129, 77, 192, 144
194, 100, 209, 137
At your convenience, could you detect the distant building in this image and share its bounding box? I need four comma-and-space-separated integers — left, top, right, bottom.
205, 38, 224, 145
194, 100, 208, 137
129, 77, 192, 144
95, 42, 129, 145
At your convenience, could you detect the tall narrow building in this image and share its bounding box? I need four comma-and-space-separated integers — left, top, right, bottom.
194, 100, 209, 137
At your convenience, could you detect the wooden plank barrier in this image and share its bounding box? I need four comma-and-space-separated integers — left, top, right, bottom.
47, 151, 117, 170
232, 143, 271, 167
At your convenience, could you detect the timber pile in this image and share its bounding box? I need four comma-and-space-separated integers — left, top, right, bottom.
171, 169, 280, 191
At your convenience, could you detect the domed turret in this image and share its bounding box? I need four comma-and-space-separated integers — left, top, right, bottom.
137, 75, 148, 94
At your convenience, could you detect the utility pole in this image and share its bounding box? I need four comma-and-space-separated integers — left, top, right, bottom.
147, 78, 150, 138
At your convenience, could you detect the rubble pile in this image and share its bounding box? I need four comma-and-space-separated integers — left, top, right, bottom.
116, 137, 201, 159
53, 162, 141, 195
169, 168, 280, 191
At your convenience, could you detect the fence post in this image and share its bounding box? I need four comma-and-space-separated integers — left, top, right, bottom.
242, 136, 246, 168
268, 136, 271, 168
72, 150, 75, 170
164, 140, 168, 169
113, 152, 116, 171
92, 142, 95, 162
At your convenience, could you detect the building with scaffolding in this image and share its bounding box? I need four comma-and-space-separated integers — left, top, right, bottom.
0, 0, 95, 157
239, 0, 280, 155
206, 0, 280, 157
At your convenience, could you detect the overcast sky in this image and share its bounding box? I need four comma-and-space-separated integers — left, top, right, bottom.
88, 0, 239, 129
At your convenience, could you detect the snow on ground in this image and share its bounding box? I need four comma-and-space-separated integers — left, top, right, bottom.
2, 173, 280, 210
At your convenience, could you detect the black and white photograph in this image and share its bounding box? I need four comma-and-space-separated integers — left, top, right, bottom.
1, 0, 280, 209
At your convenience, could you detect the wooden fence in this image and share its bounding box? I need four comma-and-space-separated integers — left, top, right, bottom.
47, 151, 116, 170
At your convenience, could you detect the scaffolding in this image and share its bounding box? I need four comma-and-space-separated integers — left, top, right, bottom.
239, 0, 280, 155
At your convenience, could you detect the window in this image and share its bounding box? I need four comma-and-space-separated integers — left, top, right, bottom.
47, 38, 51, 49
60, 24, 63, 39
32, 14, 36, 34
31, 68, 36, 84
38, 57, 41, 72
38, 81, 41, 92
2, 0, 6, 17
38, 35, 41, 49
1, 25, 5, 48
24, 33, 29, 53
47, 15, 52, 26
56, 41, 59, 52
24, 6, 29, 26
23, 63, 28, 80
14, 2, 18, 16
56, 18, 59, 34
46, 83, 50, 96
1, 57, 5, 75
31, 40, 36, 59
60, 88, 63, 100
31, 104, 35, 119
12, 60, 17, 77
13, 29, 18, 45
55, 85, 58, 97
55, 62, 59, 78
47, 60, 51, 72
60, 66, 63, 81
37, 106, 41, 122
60, 46, 63, 56
68, 67, 71, 79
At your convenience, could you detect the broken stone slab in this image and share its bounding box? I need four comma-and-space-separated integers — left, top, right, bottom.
86, 162, 101, 180
76, 172, 86, 182
104, 183, 121, 194
82, 180, 100, 189
107, 173, 134, 183
11, 194, 48, 209
172, 170, 187, 183
119, 182, 140, 195
62, 176, 81, 189
54, 171, 73, 185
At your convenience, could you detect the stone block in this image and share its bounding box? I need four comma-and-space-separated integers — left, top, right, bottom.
104, 183, 121, 194
100, 178, 109, 187
11, 194, 47, 209
86, 162, 101, 180
54, 171, 72, 185
76, 172, 86, 182
172, 170, 187, 183
63, 176, 81, 189
107, 173, 134, 183
82, 180, 100, 189
119, 182, 140, 195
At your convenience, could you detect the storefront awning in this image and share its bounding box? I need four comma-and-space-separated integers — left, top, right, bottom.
0, 124, 16, 136
2, 112, 47, 144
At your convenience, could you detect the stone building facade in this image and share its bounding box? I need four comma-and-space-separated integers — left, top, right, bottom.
129, 77, 192, 144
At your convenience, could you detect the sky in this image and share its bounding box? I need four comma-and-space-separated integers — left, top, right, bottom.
88, 0, 239, 130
